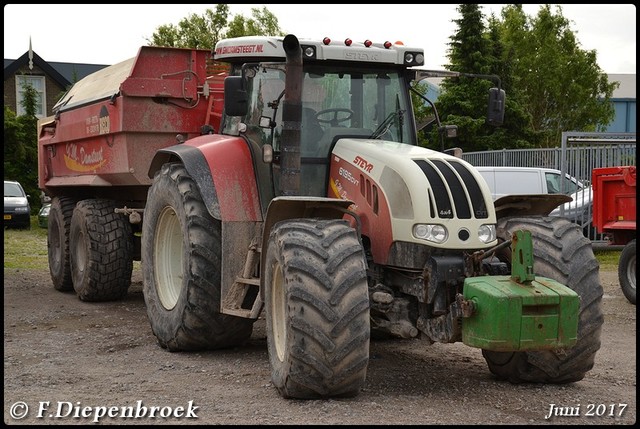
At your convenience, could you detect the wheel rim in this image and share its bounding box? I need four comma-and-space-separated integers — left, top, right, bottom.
73, 229, 87, 276
49, 215, 61, 269
271, 261, 286, 362
154, 206, 184, 310
627, 254, 636, 290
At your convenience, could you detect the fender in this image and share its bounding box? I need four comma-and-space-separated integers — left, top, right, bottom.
493, 194, 572, 220
148, 134, 262, 222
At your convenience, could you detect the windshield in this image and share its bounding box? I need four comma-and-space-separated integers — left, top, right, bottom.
4, 182, 25, 197
545, 172, 583, 195
222, 63, 415, 155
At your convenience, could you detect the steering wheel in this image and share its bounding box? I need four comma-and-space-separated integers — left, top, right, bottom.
315, 108, 354, 126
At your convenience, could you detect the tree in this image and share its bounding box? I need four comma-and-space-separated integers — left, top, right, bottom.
4, 82, 40, 212
423, 4, 506, 152
147, 5, 284, 51
427, 4, 618, 152
498, 4, 617, 147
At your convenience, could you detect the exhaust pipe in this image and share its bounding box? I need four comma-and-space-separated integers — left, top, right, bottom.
280, 34, 303, 196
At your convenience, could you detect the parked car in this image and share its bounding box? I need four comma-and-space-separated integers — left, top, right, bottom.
4, 180, 31, 229
474, 166, 591, 225
38, 203, 51, 228
474, 166, 584, 198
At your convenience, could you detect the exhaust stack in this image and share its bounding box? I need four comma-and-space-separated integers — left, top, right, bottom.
279, 34, 303, 196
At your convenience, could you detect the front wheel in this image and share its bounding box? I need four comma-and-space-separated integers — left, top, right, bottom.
482, 216, 604, 383
618, 240, 636, 305
264, 219, 370, 399
142, 163, 253, 351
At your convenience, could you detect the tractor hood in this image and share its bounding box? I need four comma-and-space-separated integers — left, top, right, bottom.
330, 138, 498, 250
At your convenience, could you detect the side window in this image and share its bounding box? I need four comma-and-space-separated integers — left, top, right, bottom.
16, 75, 46, 118
545, 172, 561, 194
245, 69, 285, 148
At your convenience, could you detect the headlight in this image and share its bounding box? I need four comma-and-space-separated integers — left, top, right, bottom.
478, 224, 496, 244
14, 206, 30, 213
413, 224, 448, 244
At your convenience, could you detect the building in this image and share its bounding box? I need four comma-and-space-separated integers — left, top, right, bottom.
605, 74, 636, 133
4, 44, 108, 119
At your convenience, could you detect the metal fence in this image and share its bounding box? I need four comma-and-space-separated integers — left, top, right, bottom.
462, 132, 637, 243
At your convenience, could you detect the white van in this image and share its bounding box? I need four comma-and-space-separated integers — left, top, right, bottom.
474, 166, 592, 224
474, 166, 583, 198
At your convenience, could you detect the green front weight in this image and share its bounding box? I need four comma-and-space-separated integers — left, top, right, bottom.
462, 275, 579, 351
462, 230, 579, 351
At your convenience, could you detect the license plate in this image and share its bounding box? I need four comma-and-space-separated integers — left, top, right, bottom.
4, 214, 11, 220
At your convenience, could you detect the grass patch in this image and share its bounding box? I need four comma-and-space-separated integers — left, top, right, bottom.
3, 216, 49, 270
593, 248, 622, 271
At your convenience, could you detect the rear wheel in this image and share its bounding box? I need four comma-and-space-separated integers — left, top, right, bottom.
142, 163, 253, 351
47, 197, 76, 291
264, 219, 370, 399
482, 216, 603, 383
69, 199, 133, 301
618, 239, 636, 305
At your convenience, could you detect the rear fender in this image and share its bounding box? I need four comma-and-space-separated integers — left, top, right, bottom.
493, 194, 572, 220
148, 134, 262, 222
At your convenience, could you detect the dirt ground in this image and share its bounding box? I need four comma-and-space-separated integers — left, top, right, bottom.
3, 264, 636, 425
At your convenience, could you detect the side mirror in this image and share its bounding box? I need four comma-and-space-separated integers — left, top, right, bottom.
486, 87, 505, 126
224, 76, 248, 117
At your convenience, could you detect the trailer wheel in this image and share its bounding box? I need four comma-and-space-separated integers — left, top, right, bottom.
264, 219, 370, 399
618, 239, 636, 305
482, 216, 604, 384
142, 163, 253, 351
47, 197, 76, 291
69, 199, 134, 301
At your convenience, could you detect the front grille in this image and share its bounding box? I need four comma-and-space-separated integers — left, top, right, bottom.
414, 159, 489, 219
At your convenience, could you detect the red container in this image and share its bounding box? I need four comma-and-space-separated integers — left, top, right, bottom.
592, 166, 636, 245
38, 46, 226, 195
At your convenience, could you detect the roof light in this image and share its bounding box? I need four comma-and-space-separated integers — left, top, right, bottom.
395, 41, 404, 45
384, 41, 392, 49
323, 37, 331, 45
344, 38, 352, 46
303, 46, 316, 58
364, 40, 372, 47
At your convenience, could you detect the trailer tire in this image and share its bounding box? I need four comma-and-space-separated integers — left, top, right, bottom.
264, 219, 370, 399
47, 197, 76, 291
482, 216, 604, 383
70, 199, 134, 301
618, 239, 636, 305
142, 163, 253, 351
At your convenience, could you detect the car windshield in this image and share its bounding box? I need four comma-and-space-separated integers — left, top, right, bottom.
4, 182, 25, 197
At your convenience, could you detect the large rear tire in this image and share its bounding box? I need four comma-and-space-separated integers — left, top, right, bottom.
618, 239, 636, 305
142, 163, 253, 351
264, 219, 370, 399
47, 197, 76, 291
69, 199, 134, 301
482, 216, 603, 383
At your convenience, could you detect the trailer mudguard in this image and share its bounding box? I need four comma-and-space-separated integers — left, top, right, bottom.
148, 134, 262, 222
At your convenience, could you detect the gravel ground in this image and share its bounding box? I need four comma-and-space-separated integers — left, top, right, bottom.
3, 265, 635, 425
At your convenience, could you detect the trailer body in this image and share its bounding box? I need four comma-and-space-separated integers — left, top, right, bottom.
38, 46, 225, 203
592, 166, 636, 304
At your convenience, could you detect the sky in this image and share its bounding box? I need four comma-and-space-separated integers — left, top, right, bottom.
3, 4, 636, 74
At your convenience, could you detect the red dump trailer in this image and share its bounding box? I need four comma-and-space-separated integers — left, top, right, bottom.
592, 166, 636, 304
37, 46, 226, 299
